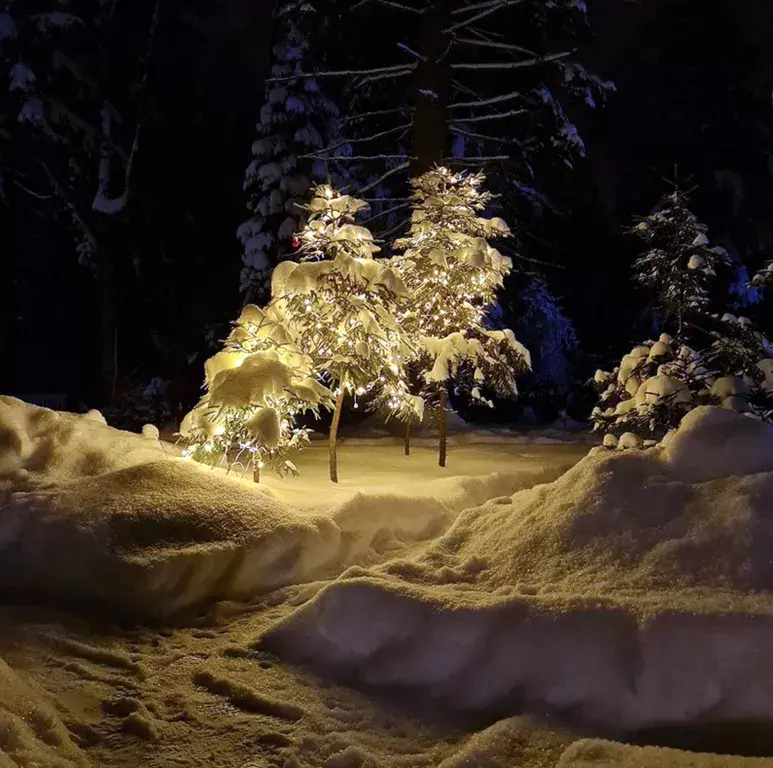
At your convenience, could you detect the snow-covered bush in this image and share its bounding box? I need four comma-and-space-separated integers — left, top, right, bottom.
180, 304, 333, 480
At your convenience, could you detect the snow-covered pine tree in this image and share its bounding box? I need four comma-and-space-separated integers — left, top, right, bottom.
392, 167, 530, 464
269, 183, 415, 482
593, 188, 773, 441
631, 187, 731, 338
179, 304, 333, 482
237, 8, 340, 303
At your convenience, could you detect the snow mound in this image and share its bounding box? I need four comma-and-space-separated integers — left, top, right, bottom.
659, 405, 773, 482
262, 407, 773, 730
0, 396, 171, 492
0, 658, 88, 767
1, 460, 341, 618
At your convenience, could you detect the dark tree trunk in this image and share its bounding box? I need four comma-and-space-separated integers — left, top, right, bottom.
329, 389, 345, 483
96, 256, 118, 407
438, 388, 448, 467
253, 460, 261, 484
404, 419, 412, 456
411, 0, 451, 174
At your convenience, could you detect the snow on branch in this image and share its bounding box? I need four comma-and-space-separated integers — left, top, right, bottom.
448, 90, 522, 109
341, 107, 412, 124
397, 42, 425, 60
268, 63, 415, 83
445, 0, 524, 32
443, 155, 510, 163
305, 154, 412, 162
453, 37, 541, 57
376, 0, 425, 12
451, 51, 575, 70
451, 0, 505, 14
451, 108, 526, 123
357, 161, 411, 194
449, 125, 507, 143
305, 123, 411, 158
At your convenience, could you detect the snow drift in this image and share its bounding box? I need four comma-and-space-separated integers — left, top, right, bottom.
0, 397, 577, 618
262, 407, 773, 731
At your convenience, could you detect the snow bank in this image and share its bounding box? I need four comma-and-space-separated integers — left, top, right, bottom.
0, 396, 171, 493
0, 658, 88, 767
0, 398, 579, 618
262, 407, 773, 731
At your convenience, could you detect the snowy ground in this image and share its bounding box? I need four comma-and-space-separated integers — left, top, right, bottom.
2, 397, 773, 766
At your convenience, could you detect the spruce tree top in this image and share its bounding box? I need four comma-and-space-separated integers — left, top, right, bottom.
632, 188, 730, 338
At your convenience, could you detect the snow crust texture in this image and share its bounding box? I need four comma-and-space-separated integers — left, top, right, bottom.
263, 406, 773, 731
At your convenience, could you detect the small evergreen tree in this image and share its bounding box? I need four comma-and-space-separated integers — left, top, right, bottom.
270, 183, 415, 482
632, 187, 731, 337
180, 304, 333, 482
237, 9, 339, 302
594, 188, 773, 441
392, 168, 530, 464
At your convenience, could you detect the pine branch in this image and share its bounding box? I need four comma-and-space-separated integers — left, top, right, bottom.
449, 90, 522, 109
445, 0, 524, 32
306, 123, 412, 157
267, 63, 415, 82
451, 0, 505, 15
357, 161, 411, 194
449, 125, 507, 143
341, 107, 412, 123
453, 37, 540, 57
444, 155, 510, 162
451, 51, 575, 70
361, 201, 412, 224
397, 42, 425, 60
451, 108, 526, 123
305, 154, 412, 161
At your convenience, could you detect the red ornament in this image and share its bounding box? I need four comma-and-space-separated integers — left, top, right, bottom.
291, 236, 301, 249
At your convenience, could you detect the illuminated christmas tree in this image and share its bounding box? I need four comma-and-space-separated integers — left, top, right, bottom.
392, 168, 530, 465
179, 304, 333, 482
270, 183, 416, 482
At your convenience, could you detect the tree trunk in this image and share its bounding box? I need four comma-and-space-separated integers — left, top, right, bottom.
404, 419, 412, 456
411, 0, 451, 174
439, 388, 448, 467
253, 460, 260, 484
96, 257, 118, 407
329, 389, 345, 483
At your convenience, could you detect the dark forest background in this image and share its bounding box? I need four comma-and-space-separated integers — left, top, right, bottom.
2, 0, 773, 426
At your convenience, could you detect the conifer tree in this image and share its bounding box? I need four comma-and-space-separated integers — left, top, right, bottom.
392, 167, 530, 464
593, 188, 773, 441
270, 183, 415, 482
631, 187, 731, 338
238, 8, 340, 302
180, 305, 333, 481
